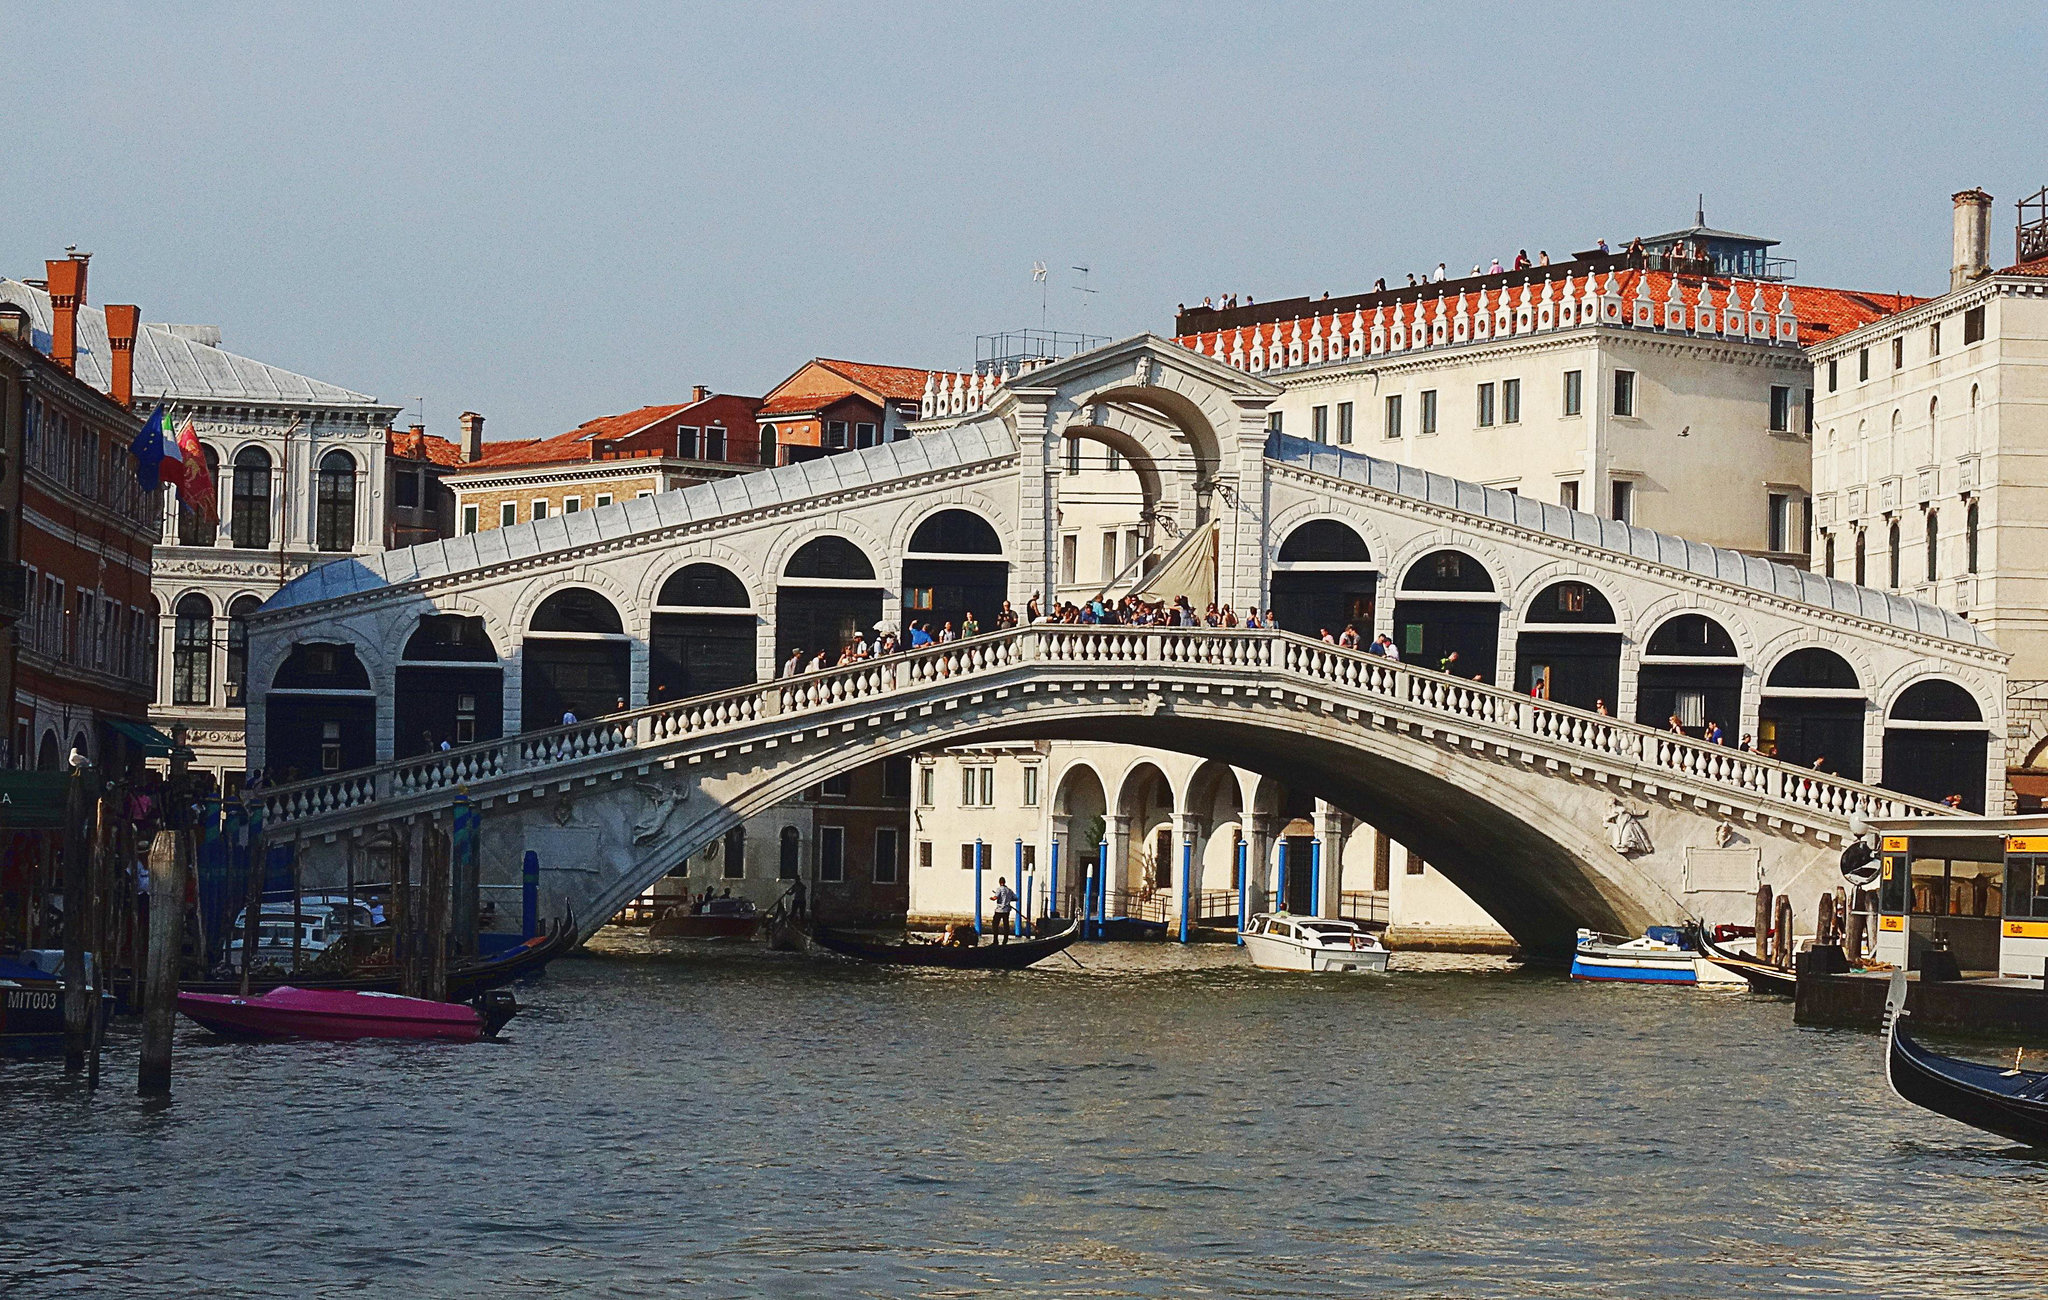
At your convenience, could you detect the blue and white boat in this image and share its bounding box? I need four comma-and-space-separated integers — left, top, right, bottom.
1569, 926, 1699, 984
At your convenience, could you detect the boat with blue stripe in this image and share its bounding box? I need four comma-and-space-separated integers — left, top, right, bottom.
1570, 926, 1699, 984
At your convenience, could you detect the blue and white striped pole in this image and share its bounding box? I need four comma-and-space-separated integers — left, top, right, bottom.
1095, 840, 1109, 939
1014, 839, 1025, 936
1178, 838, 1193, 943
1235, 838, 1248, 944
974, 837, 985, 934
1049, 838, 1061, 920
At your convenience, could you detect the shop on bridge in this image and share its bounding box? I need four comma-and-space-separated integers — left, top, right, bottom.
901, 509, 1008, 636
1393, 549, 1498, 682
1634, 614, 1742, 739
522, 588, 632, 730
649, 563, 756, 704
266, 643, 377, 780
778, 537, 883, 663
1513, 580, 1621, 712
1757, 648, 1864, 778
1270, 519, 1375, 638
395, 614, 503, 758
1881, 680, 1989, 813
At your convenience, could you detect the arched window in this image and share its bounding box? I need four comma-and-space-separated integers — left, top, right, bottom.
1823, 533, 1836, 578
1523, 580, 1615, 624
1887, 519, 1901, 589
759, 424, 778, 467
224, 595, 260, 706
315, 450, 356, 552
908, 510, 1003, 555
779, 826, 801, 880
1928, 396, 1940, 462
1925, 509, 1939, 583
1767, 648, 1859, 691
1399, 549, 1494, 592
1277, 519, 1371, 564
1645, 614, 1737, 658
1967, 500, 1979, 574
530, 588, 625, 634
657, 563, 750, 609
1854, 529, 1867, 586
784, 536, 876, 580
1890, 680, 1982, 723
172, 594, 213, 705
178, 444, 221, 546
230, 446, 272, 549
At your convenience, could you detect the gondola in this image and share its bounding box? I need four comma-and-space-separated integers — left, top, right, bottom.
1883, 970, 2048, 1148
1689, 922, 1798, 995
178, 921, 576, 999
811, 920, 1082, 970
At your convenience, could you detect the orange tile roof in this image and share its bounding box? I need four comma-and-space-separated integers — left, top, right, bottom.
461, 400, 745, 471
759, 358, 937, 417
387, 427, 464, 466
1999, 256, 2048, 278
813, 358, 934, 401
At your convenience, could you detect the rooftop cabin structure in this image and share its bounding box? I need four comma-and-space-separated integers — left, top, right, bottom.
1171, 244, 1920, 560
1636, 200, 1794, 282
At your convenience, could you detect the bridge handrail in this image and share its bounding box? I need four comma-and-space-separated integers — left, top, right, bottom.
253, 624, 1950, 830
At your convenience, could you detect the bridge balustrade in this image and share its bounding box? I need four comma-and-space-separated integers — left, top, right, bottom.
252, 625, 1948, 835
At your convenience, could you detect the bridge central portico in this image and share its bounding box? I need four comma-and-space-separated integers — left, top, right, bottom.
246, 335, 2007, 955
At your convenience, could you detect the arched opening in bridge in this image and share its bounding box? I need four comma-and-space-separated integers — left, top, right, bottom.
1514, 581, 1621, 711
650, 563, 755, 705
1394, 549, 1498, 681
1052, 423, 1163, 605
523, 588, 630, 730
1759, 648, 1864, 778
777, 537, 882, 664
1116, 763, 1176, 907
1882, 680, 1987, 812
396, 614, 503, 757
1272, 519, 1375, 638
1635, 614, 1741, 739
901, 509, 1008, 637
1185, 760, 1245, 923
266, 643, 375, 779
1053, 763, 1108, 917
35, 730, 58, 772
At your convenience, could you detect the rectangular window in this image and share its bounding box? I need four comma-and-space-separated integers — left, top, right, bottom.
455, 693, 477, 744
1929, 322, 1941, 357
500, 502, 517, 528
821, 772, 851, 798
1964, 306, 1985, 345
1501, 378, 1521, 425
1611, 479, 1633, 524
1803, 389, 1813, 435
563, 496, 581, 513
1337, 401, 1354, 444
703, 425, 727, 460
1891, 337, 1904, 370
636, 490, 653, 498
1768, 492, 1791, 552
395, 471, 420, 508
1858, 347, 1870, 381
1612, 370, 1636, 417
531, 498, 549, 521
1060, 534, 1078, 585
1022, 765, 1040, 806
1064, 438, 1082, 473
961, 843, 977, 871
1563, 369, 1583, 416
1267, 411, 1283, 434
1102, 532, 1119, 582
825, 421, 848, 450
918, 765, 934, 807
961, 767, 976, 807
1311, 405, 1329, 443
874, 828, 900, 884
1560, 480, 1580, 511
1476, 382, 1496, 427
1405, 850, 1425, 877
977, 767, 995, 807
596, 493, 612, 508
1420, 389, 1438, 435
677, 426, 700, 458
462, 504, 478, 534
1384, 393, 1402, 439
1827, 357, 1839, 392
819, 826, 845, 882
917, 840, 933, 871
1769, 385, 1792, 433
1676, 690, 1706, 729
1126, 529, 1143, 570
855, 423, 876, 448
906, 586, 934, 611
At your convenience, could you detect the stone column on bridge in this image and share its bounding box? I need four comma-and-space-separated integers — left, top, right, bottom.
629, 639, 650, 711
1008, 389, 1059, 611
1313, 801, 1350, 918
1240, 812, 1273, 919
1219, 395, 1273, 618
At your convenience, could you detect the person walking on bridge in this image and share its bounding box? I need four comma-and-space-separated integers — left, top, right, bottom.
989, 876, 1018, 942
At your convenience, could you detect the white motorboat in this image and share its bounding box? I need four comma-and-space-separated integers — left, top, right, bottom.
1241, 913, 1391, 972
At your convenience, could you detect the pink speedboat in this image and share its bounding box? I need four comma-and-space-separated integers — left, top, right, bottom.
176, 986, 518, 1042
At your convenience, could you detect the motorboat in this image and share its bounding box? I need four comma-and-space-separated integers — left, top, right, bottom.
650, 896, 761, 940
226, 899, 380, 972
812, 920, 1082, 970
1240, 913, 1391, 973
1883, 970, 2048, 1147
181, 920, 576, 999
1, 954, 113, 1050
176, 985, 519, 1042
1570, 927, 1702, 983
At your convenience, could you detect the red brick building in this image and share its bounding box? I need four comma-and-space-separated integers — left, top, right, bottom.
755, 359, 933, 463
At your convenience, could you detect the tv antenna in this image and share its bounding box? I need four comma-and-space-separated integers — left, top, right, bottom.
1072, 265, 1096, 327
1033, 261, 1048, 331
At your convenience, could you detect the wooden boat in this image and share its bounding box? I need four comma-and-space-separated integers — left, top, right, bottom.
179, 922, 574, 999
1690, 922, 1799, 995
812, 920, 1082, 970
649, 898, 761, 940
177, 986, 519, 1042
1883, 970, 2048, 1148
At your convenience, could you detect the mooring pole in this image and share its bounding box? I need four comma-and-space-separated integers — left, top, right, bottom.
1754, 883, 1774, 962
87, 784, 116, 1091
1178, 838, 1193, 943
1310, 837, 1324, 919
60, 763, 91, 1072
522, 849, 540, 939
1275, 840, 1290, 914
1234, 838, 1248, 944
1095, 840, 1109, 939
137, 828, 184, 1096
973, 838, 985, 934
1049, 838, 1061, 920
238, 804, 267, 995
1014, 839, 1025, 936
424, 824, 450, 1002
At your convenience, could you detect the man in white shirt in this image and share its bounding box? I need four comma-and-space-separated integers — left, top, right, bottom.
1432, 262, 1447, 282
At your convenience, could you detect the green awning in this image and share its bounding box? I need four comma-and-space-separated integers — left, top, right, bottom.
0, 771, 69, 828
104, 718, 192, 757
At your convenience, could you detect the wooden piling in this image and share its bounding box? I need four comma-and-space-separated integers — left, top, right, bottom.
424, 825, 450, 1002
1816, 891, 1837, 949
86, 785, 117, 1091
238, 813, 266, 995
1754, 883, 1774, 962
60, 765, 93, 1072
394, 823, 418, 999
137, 828, 185, 1096
1773, 894, 1795, 969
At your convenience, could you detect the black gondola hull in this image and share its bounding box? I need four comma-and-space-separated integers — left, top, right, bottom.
178, 926, 574, 999
1888, 1023, 2048, 1148
1689, 923, 1798, 995
812, 922, 1082, 970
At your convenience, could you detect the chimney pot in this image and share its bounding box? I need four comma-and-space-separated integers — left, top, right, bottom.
459, 410, 485, 462
692, 384, 710, 405
44, 253, 89, 375
1952, 188, 1994, 291
104, 303, 140, 408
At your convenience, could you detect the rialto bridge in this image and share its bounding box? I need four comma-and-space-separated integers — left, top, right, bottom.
244, 336, 2005, 956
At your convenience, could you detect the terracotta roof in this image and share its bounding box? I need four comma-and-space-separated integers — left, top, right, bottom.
1997, 256, 2048, 278
813, 359, 934, 401
459, 399, 753, 471
758, 358, 938, 418
387, 428, 463, 466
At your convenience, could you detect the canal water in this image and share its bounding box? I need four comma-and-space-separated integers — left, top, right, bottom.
3, 936, 2044, 1299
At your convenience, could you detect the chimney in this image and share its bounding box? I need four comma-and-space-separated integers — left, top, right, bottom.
1952, 188, 1993, 290
459, 410, 485, 462
104, 303, 139, 408
691, 384, 710, 404
44, 251, 89, 374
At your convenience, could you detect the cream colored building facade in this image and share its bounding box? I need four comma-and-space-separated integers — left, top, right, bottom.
1810, 187, 2048, 777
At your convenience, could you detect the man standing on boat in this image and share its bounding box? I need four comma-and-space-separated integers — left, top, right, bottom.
989, 877, 1017, 943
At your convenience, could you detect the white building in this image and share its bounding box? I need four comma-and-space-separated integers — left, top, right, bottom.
0, 277, 417, 789
1809, 185, 2048, 806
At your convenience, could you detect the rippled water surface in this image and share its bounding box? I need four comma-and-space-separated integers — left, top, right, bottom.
4, 934, 2045, 1298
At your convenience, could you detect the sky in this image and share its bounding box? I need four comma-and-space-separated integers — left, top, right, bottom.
7, 2, 2047, 442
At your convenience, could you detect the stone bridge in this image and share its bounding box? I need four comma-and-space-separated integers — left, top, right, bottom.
244, 335, 2004, 955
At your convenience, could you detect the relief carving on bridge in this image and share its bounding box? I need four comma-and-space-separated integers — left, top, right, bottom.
1605, 799, 1652, 856
631, 782, 690, 844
